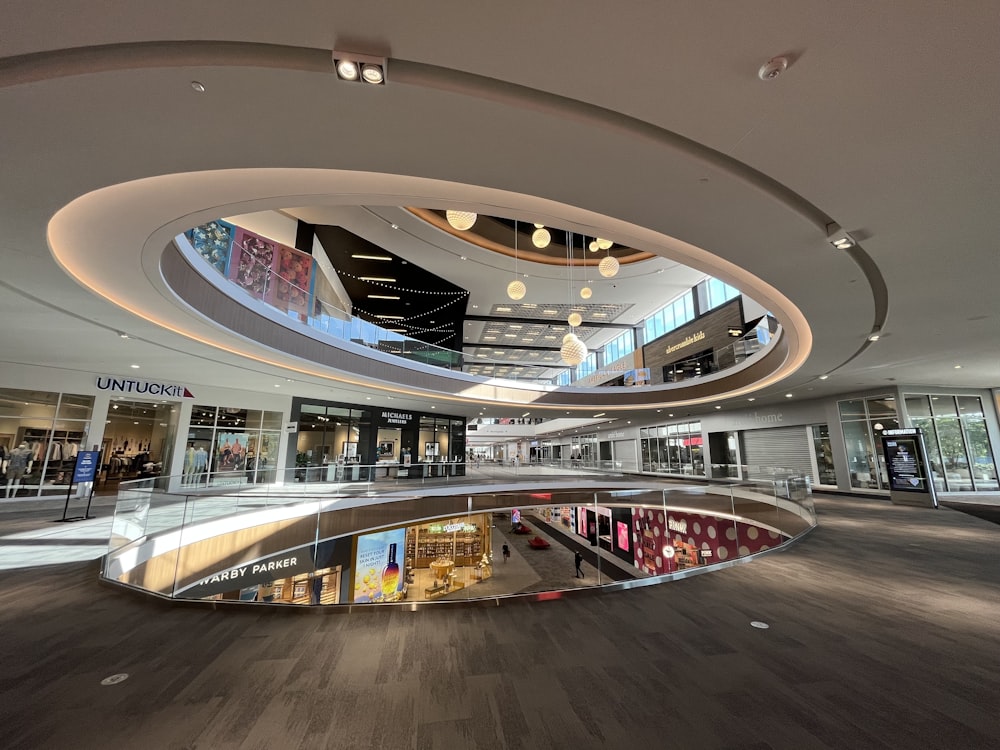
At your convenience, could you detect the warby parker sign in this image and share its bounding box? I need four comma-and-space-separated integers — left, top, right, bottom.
96, 375, 194, 399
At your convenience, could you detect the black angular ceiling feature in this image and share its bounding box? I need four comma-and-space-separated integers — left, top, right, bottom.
313, 225, 468, 350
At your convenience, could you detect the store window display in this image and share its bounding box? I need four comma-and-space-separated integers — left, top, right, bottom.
0, 388, 94, 498
186, 405, 282, 486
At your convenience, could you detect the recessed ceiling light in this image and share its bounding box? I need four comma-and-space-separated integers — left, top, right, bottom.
748, 397, 756, 402
819, 375, 829, 380
361, 63, 384, 85
954, 364, 963, 369
374, 314, 405, 320
274, 384, 280, 388
472, 304, 478, 309
190, 81, 206, 92
868, 333, 880, 342
460, 256, 467, 261
352, 254, 392, 261
715, 405, 722, 409
785, 393, 793, 398
360, 276, 396, 283
668, 413, 674, 417
118, 332, 129, 339
368, 294, 400, 300
593, 412, 605, 418
366, 396, 371, 400
130, 364, 140, 369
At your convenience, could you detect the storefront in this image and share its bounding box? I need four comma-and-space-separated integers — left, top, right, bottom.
0, 388, 95, 498
287, 397, 466, 481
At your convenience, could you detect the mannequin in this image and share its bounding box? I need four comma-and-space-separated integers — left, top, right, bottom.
193, 446, 209, 482
182, 444, 196, 483
6, 442, 33, 498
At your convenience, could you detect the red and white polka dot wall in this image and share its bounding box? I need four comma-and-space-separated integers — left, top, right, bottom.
632, 508, 787, 576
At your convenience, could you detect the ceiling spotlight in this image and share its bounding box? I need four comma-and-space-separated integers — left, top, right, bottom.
117, 332, 129, 339
190, 81, 206, 93
568, 312, 583, 327
868, 333, 880, 342
818, 375, 829, 380
580, 286, 592, 299
361, 63, 384, 84
507, 279, 527, 300
446, 210, 477, 230
715, 405, 722, 410
532, 228, 551, 248
336, 60, 358, 80
827, 223, 857, 250
333, 51, 386, 84
598, 255, 620, 278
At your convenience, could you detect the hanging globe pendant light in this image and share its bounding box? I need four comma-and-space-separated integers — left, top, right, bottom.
446, 210, 477, 230
598, 255, 620, 278
507, 279, 526, 300
580, 286, 592, 299
532, 227, 551, 248
567, 312, 583, 327
560, 332, 588, 366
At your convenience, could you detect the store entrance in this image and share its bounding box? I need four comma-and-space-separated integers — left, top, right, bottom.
102, 399, 179, 485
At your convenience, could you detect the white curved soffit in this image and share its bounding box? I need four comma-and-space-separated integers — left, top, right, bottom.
47, 169, 812, 409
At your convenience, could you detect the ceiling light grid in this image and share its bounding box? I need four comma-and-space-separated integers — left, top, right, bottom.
488, 301, 631, 321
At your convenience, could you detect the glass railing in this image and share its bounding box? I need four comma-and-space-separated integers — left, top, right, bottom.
102, 468, 817, 606
178, 225, 778, 387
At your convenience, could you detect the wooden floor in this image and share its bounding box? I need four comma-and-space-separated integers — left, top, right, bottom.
0, 494, 998, 750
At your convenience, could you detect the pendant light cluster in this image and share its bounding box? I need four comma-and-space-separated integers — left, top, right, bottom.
560, 229, 588, 366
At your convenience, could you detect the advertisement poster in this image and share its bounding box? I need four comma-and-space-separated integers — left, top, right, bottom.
186, 220, 234, 274
270, 244, 314, 318
229, 228, 279, 300
353, 528, 406, 603
616, 521, 630, 551
216, 432, 248, 472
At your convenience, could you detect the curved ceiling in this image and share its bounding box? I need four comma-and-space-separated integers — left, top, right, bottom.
1, 3, 997, 420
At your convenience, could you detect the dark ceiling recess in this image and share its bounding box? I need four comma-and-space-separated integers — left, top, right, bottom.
312, 225, 468, 351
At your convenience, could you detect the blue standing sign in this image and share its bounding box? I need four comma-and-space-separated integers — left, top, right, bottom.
72, 451, 100, 483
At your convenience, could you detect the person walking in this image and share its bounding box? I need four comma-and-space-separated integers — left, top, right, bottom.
574, 550, 584, 578
502, 543, 510, 563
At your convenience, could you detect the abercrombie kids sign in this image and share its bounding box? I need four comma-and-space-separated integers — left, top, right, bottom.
96, 375, 195, 398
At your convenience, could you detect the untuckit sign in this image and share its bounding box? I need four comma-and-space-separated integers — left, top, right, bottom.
96, 376, 194, 398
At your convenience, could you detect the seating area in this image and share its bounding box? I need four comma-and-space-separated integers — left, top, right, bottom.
527, 536, 551, 550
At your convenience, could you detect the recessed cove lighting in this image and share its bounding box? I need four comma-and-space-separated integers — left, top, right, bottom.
359, 276, 396, 283
352, 254, 392, 261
